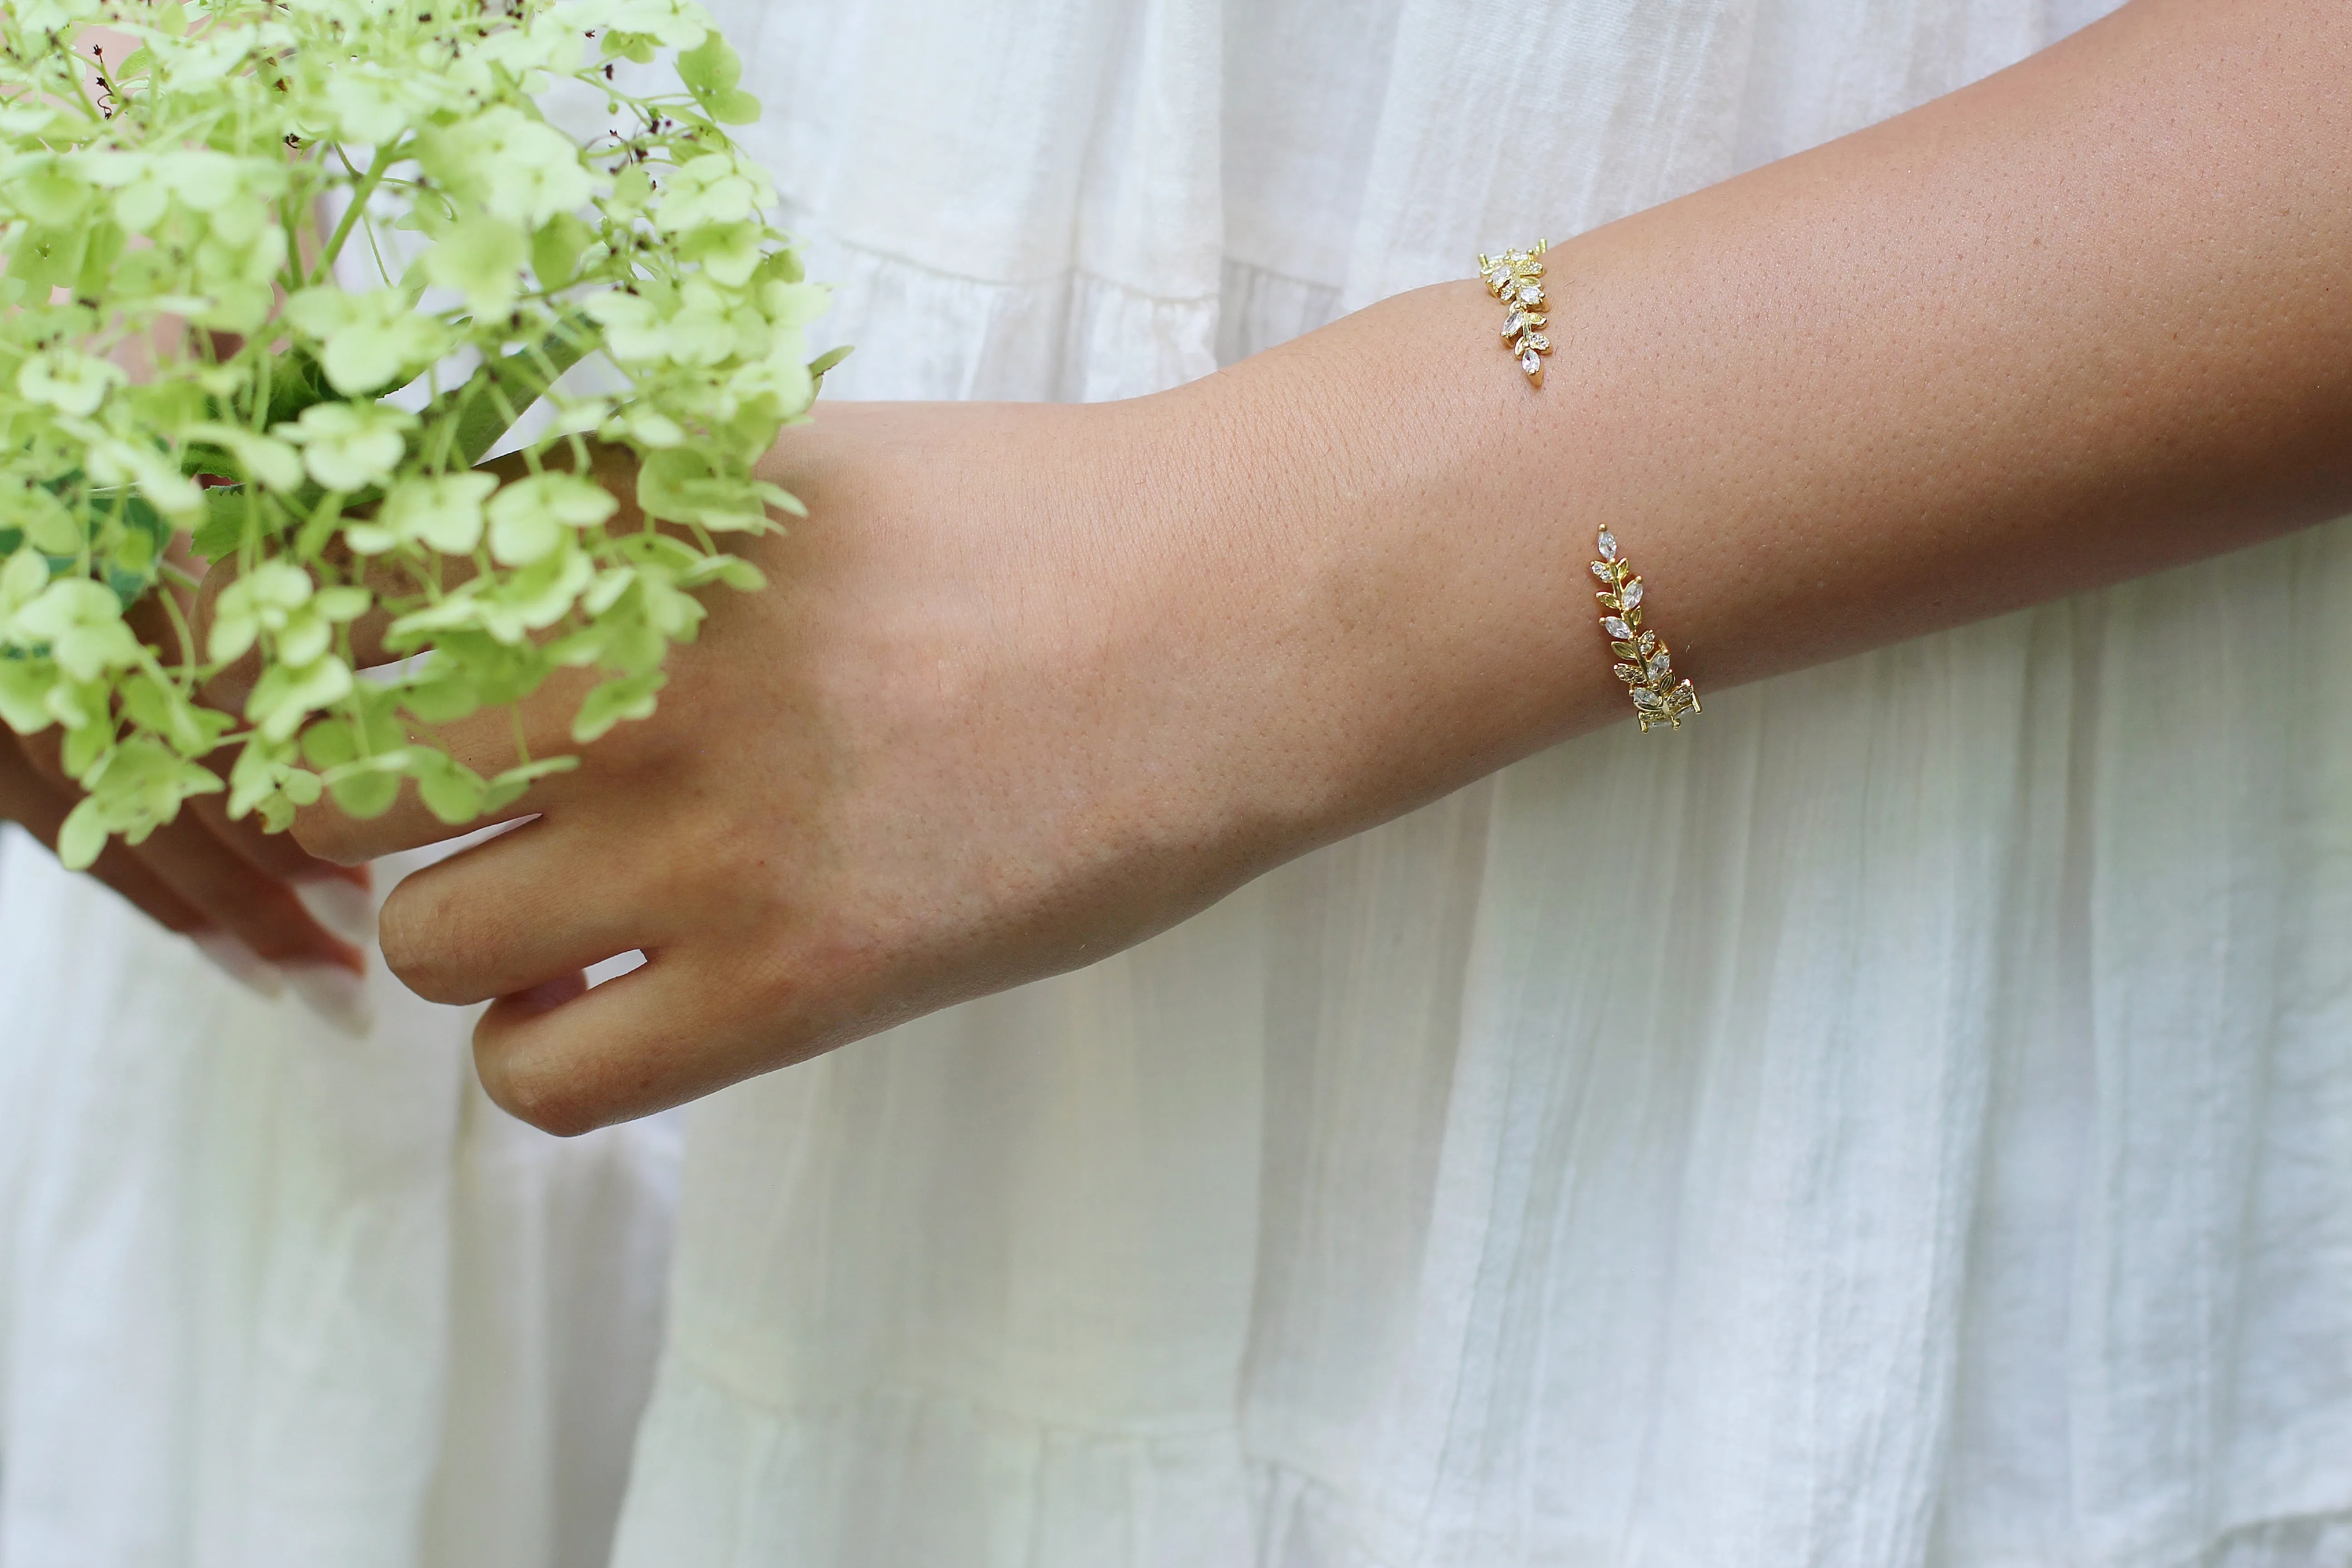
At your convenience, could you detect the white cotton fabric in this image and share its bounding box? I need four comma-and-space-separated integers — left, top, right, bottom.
606, 0, 2352, 1564
0, 834, 683, 1568
6, 1, 2352, 1566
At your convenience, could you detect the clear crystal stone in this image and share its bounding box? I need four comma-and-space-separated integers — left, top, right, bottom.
1518, 284, 1543, 305
1525, 332, 1550, 352
1613, 662, 1642, 682
1597, 529, 1617, 560
1632, 688, 1664, 710
1637, 630, 1656, 653
1620, 579, 1642, 609
1590, 561, 1614, 583
1647, 652, 1672, 680
1503, 311, 1528, 336
1602, 616, 1632, 640
1520, 348, 1541, 375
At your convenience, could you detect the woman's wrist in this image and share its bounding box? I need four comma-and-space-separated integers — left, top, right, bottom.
1137, 0, 2352, 882
1120, 281, 1627, 868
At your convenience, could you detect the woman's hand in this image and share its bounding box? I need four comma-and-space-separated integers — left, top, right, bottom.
277, 397, 1389, 1131
1, 720, 368, 977
271, 0, 2352, 1132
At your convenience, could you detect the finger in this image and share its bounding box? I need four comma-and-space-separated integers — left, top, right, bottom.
287, 661, 604, 867
122, 813, 366, 973
11, 729, 365, 966
375, 814, 650, 1005
185, 777, 372, 888
0, 758, 212, 937
473, 949, 771, 1136
190, 793, 374, 884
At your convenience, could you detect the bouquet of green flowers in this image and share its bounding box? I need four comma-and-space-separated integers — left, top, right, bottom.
0, 0, 832, 869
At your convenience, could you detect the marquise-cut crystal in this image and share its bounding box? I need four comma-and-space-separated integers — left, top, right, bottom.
1647, 652, 1672, 680
1632, 688, 1664, 710
1620, 578, 1643, 609
1597, 529, 1617, 559
1602, 616, 1632, 640
1520, 348, 1542, 375
1503, 311, 1528, 336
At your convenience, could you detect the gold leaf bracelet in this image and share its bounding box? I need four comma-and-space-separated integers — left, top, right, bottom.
1590, 529, 1699, 730
1477, 239, 1553, 386
1478, 241, 1701, 731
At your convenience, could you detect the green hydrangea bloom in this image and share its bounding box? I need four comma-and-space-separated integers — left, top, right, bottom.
1, 0, 833, 859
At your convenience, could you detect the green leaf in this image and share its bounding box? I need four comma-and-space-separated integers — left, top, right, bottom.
481, 754, 578, 813
676, 33, 741, 93
245, 654, 354, 742
808, 343, 853, 390
5, 226, 88, 291
429, 309, 599, 470
415, 754, 487, 823
0, 657, 56, 735
301, 717, 358, 769
0, 485, 83, 555
400, 670, 482, 725
424, 216, 529, 318
531, 212, 597, 291
327, 766, 403, 819
57, 797, 107, 871
190, 489, 251, 565
572, 670, 666, 742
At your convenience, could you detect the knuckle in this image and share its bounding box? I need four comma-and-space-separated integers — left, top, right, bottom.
289, 808, 373, 868
476, 1045, 601, 1138
376, 884, 482, 1004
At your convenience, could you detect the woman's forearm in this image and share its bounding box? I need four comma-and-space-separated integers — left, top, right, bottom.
1163, 0, 2352, 846
288, 0, 2352, 1130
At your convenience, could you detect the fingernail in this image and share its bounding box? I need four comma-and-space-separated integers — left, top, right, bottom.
193, 931, 288, 1001
298, 877, 378, 948
285, 963, 373, 1038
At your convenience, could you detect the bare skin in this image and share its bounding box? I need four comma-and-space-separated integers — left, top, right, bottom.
0, 728, 367, 973
214, 0, 2352, 1129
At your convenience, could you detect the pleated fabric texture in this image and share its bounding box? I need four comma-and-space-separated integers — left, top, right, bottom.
611, 0, 2352, 1564
0, 836, 683, 1568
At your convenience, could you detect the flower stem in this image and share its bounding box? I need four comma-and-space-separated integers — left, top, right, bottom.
311, 141, 402, 285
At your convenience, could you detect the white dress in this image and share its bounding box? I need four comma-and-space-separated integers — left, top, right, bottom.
7, 0, 2352, 1564
0, 838, 682, 1568
610, 0, 2352, 1563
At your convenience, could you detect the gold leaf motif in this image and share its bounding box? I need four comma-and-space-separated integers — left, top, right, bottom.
1586, 528, 1696, 733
